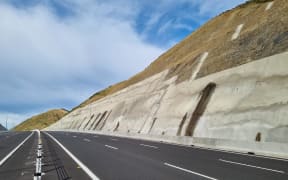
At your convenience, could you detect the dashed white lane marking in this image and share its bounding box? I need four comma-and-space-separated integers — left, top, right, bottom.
45, 132, 100, 180
105, 145, 118, 150
93, 136, 98, 138
265, 2, 274, 11
111, 138, 118, 141
219, 159, 285, 174
83, 138, 91, 142
56, 131, 288, 162
231, 24, 244, 40
164, 163, 218, 180
140, 144, 158, 149
73, 136, 77, 138
0, 132, 34, 166
191, 52, 209, 80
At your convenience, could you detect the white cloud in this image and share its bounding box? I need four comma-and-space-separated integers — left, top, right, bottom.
0, 2, 163, 128
0, 112, 35, 130
173, 23, 194, 31
143, 0, 246, 43
197, 0, 246, 16
157, 19, 173, 35
0, 0, 246, 128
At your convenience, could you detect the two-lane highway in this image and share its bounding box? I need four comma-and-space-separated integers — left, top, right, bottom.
0, 131, 287, 180
0, 131, 90, 180
46, 131, 288, 180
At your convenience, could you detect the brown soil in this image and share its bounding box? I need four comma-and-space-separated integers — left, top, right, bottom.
72, 0, 288, 112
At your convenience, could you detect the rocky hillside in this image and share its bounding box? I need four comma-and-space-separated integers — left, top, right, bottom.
47, 0, 288, 157
73, 0, 286, 111
13, 109, 68, 131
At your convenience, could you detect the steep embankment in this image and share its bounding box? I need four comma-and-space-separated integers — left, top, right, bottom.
49, 0, 288, 135
73, 0, 282, 111
48, 0, 288, 157
13, 109, 68, 131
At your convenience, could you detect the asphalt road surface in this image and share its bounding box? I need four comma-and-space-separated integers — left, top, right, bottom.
0, 131, 287, 180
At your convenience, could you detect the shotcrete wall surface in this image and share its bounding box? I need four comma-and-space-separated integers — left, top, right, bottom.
48, 52, 288, 156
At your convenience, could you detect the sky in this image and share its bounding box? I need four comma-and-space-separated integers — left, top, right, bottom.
0, 0, 246, 129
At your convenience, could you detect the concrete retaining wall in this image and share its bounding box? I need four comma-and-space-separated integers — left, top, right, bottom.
47, 51, 288, 157
52, 129, 288, 159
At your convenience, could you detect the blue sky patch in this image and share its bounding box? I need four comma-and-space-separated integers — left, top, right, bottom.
0, 0, 246, 128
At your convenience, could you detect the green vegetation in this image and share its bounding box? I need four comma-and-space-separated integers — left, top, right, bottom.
13, 109, 68, 131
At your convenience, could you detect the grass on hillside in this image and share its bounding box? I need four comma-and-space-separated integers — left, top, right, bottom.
13, 109, 68, 131
71, 0, 280, 112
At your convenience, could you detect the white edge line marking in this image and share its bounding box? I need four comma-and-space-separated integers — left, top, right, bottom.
164, 163, 218, 180
45, 132, 99, 180
231, 24, 244, 40
0, 132, 34, 166
140, 144, 158, 149
265, 2, 274, 11
105, 145, 118, 150
219, 159, 285, 174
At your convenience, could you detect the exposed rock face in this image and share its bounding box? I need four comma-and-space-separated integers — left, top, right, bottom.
48, 0, 288, 146
13, 109, 68, 131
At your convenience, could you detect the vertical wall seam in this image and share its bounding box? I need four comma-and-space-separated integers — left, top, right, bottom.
191, 52, 209, 81
231, 24, 244, 40
265, 1, 274, 11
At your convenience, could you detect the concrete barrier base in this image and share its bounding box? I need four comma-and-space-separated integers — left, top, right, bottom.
48, 129, 288, 160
